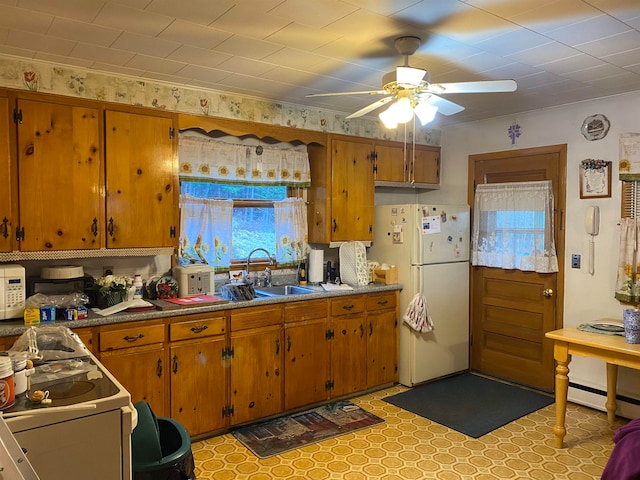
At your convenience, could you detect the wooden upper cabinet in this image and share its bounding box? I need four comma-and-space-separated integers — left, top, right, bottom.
105, 109, 178, 248
16, 97, 103, 251
0, 93, 14, 252
375, 141, 440, 187
374, 143, 406, 183
412, 145, 440, 184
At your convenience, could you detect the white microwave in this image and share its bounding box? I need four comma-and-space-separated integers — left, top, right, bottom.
0, 264, 26, 320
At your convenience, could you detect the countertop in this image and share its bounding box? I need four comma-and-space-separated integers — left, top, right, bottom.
0, 283, 402, 337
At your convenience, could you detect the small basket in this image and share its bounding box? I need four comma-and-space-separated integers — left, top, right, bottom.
97, 290, 127, 309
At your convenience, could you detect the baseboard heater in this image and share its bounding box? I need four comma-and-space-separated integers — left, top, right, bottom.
569, 382, 640, 406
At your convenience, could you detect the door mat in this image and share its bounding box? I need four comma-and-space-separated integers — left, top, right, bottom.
383, 373, 554, 438
231, 400, 384, 458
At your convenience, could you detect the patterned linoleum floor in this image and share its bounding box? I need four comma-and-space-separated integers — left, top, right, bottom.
192, 385, 625, 480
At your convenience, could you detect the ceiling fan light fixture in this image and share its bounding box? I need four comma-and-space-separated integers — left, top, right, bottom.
394, 97, 414, 124
379, 105, 399, 129
396, 66, 426, 88
414, 102, 438, 125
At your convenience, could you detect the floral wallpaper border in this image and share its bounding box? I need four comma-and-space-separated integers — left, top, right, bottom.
1, 55, 440, 146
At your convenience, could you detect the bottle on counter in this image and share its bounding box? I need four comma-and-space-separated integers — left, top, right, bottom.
298, 262, 307, 285
133, 274, 144, 299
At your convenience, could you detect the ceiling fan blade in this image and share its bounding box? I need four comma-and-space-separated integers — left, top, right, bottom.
419, 94, 465, 116
431, 79, 517, 94
346, 96, 395, 119
305, 90, 387, 98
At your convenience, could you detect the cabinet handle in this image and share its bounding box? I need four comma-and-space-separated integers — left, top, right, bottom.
107, 217, 115, 237
1, 217, 8, 239
123, 334, 144, 342
275, 338, 280, 355
156, 358, 162, 378
287, 335, 292, 353
333, 219, 337, 232
359, 324, 364, 338
190, 325, 208, 334
342, 304, 354, 310
377, 300, 388, 306
172, 354, 178, 374
369, 322, 373, 336
91, 218, 98, 237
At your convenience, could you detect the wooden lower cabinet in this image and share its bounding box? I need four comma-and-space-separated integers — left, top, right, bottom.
330, 295, 367, 397
284, 299, 330, 410
366, 291, 398, 388
229, 305, 283, 426
98, 320, 168, 416
169, 313, 228, 436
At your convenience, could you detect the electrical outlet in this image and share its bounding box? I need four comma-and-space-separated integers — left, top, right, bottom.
571, 254, 581, 269
103, 265, 114, 276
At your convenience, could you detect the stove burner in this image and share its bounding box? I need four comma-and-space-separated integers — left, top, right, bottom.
46, 380, 95, 399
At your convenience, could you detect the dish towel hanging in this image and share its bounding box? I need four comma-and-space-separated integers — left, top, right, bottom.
403, 292, 434, 333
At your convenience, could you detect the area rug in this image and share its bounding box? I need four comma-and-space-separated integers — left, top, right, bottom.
231, 400, 384, 458
383, 373, 554, 438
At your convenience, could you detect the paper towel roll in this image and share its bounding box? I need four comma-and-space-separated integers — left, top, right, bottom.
308, 249, 324, 283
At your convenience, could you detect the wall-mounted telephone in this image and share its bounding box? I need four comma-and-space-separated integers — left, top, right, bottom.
585, 206, 599, 235
585, 206, 599, 276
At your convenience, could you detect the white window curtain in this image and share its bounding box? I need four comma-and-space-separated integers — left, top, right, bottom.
178, 132, 311, 186
615, 218, 640, 303
178, 195, 233, 270
274, 198, 309, 266
471, 180, 559, 273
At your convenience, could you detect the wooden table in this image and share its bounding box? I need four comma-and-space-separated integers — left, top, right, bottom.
546, 326, 640, 448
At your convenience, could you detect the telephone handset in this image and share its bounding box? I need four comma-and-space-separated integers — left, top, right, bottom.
585, 206, 599, 275
585, 206, 599, 235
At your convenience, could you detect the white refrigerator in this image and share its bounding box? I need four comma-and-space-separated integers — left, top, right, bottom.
369, 204, 470, 386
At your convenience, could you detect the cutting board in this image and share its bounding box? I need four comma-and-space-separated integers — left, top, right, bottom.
149, 294, 229, 310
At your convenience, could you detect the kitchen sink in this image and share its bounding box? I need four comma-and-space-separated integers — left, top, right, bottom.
254, 285, 315, 297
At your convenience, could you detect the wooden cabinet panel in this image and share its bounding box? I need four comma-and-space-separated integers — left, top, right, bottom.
413, 146, 440, 184
169, 314, 226, 341
170, 336, 227, 435
231, 305, 282, 331
330, 313, 367, 397
374, 143, 405, 182
284, 298, 327, 323
230, 325, 283, 425
366, 309, 397, 387
105, 109, 178, 248
16, 98, 103, 251
330, 295, 365, 317
0, 94, 14, 252
99, 323, 165, 351
365, 291, 397, 311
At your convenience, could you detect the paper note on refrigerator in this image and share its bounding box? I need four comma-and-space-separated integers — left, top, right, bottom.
421, 216, 441, 234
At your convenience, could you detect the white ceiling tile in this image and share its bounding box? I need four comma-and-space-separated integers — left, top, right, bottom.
70, 43, 135, 66
0, 26, 7, 43
586, 0, 640, 22
269, 0, 358, 29
419, 34, 484, 63
33, 51, 94, 69
576, 30, 640, 57
47, 18, 121, 47
7, 28, 75, 56
321, 9, 405, 42
511, 0, 602, 33
216, 57, 277, 77
513, 70, 568, 89
262, 48, 327, 70
167, 45, 231, 69
89, 63, 145, 78
544, 14, 631, 46
264, 23, 341, 52
175, 64, 232, 84
473, 29, 552, 57
145, 0, 236, 26
111, 32, 181, 58
125, 54, 186, 75
481, 62, 542, 80
106, 0, 151, 10
602, 48, 640, 68
94, 3, 173, 37
459, 52, 517, 73
16, 0, 104, 22
211, 4, 292, 41
340, 0, 422, 16
464, 0, 562, 19
158, 21, 231, 50
506, 41, 582, 66
138, 71, 192, 87
537, 54, 607, 75
586, 70, 640, 90
561, 62, 629, 82
0, 46, 35, 58
0, 5, 52, 33
214, 35, 283, 60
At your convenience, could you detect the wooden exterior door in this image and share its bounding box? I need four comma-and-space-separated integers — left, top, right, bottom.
468, 145, 566, 391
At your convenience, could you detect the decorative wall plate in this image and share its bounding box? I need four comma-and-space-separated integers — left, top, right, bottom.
581, 114, 610, 141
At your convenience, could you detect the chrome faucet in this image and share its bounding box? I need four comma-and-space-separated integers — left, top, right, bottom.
245, 248, 275, 286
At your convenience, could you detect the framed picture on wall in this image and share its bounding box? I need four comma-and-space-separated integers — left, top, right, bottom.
580, 160, 611, 199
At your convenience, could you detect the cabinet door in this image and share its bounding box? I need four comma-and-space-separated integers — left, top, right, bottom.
100, 346, 168, 416
374, 143, 406, 183
366, 309, 397, 387
16, 99, 102, 251
412, 147, 440, 184
331, 314, 367, 397
230, 326, 283, 425
105, 110, 178, 248
0, 95, 14, 252
331, 139, 374, 242
170, 337, 227, 435
284, 318, 329, 410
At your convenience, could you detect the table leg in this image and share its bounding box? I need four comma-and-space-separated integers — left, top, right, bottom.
553, 342, 570, 448
605, 362, 618, 423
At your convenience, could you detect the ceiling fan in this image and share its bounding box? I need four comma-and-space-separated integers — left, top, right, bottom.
306, 36, 517, 128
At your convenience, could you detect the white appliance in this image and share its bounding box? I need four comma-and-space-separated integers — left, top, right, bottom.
369, 204, 470, 386
0, 264, 26, 320
5, 351, 135, 480
173, 264, 215, 298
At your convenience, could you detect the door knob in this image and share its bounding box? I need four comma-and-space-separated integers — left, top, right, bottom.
543, 288, 554, 298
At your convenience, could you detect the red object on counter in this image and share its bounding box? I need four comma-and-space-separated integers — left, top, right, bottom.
164, 295, 225, 306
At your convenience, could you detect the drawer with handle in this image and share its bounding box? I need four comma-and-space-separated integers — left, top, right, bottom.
99, 323, 165, 351
330, 295, 365, 317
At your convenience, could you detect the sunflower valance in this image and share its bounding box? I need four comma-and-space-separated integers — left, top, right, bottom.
179, 132, 311, 186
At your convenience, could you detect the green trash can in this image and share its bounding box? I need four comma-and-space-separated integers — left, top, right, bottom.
132, 401, 196, 480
